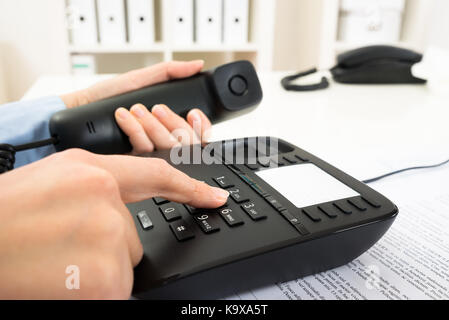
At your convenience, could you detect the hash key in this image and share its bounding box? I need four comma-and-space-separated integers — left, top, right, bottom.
170, 219, 195, 241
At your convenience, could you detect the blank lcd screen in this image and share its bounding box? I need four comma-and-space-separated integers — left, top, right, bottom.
256, 163, 359, 208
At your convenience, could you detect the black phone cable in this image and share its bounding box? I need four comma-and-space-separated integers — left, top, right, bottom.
0, 137, 58, 174
363, 158, 449, 184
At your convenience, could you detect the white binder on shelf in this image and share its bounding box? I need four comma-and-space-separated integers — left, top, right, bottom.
173, 0, 194, 45
223, 0, 249, 45
127, 0, 155, 45
97, 0, 126, 45
68, 0, 98, 46
195, 0, 223, 45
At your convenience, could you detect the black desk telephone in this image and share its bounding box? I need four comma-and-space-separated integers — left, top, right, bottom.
282, 45, 427, 91
0, 60, 398, 299
130, 138, 398, 299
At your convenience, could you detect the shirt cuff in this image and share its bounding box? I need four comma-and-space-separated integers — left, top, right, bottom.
0, 96, 67, 168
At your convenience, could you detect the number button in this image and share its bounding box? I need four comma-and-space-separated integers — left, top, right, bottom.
159, 203, 183, 222
218, 207, 244, 227
228, 188, 250, 204
241, 202, 267, 221
213, 176, 234, 189
193, 213, 220, 234
153, 197, 168, 205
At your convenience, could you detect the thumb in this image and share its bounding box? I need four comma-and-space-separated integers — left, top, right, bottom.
92, 154, 229, 208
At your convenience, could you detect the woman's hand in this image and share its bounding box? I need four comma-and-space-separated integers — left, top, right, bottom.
0, 149, 229, 299
60, 60, 212, 154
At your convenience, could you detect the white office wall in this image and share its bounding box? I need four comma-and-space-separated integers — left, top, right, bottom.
427, 0, 449, 50
272, 0, 331, 71
0, 0, 70, 103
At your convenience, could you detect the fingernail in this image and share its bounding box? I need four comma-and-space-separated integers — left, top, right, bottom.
192, 59, 204, 66
152, 104, 167, 118
190, 110, 201, 124
213, 187, 229, 202
131, 105, 146, 119
117, 108, 128, 120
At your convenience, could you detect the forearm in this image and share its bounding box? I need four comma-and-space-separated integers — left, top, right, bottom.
0, 96, 66, 168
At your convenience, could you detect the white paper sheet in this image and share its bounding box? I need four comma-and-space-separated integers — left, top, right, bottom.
227, 155, 449, 300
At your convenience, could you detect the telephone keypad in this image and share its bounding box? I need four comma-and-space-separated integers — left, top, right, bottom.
143, 154, 382, 242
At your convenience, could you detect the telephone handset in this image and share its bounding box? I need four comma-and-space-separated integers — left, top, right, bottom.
49, 60, 263, 155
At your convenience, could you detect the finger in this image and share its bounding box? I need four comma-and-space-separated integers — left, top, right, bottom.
84, 60, 204, 103
187, 109, 212, 143
152, 104, 200, 145
115, 108, 155, 155
129, 104, 180, 150
92, 155, 229, 208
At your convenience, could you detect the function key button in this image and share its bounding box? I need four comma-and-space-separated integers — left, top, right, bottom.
280, 209, 300, 225
318, 205, 338, 218
245, 163, 260, 171
283, 154, 299, 164
193, 213, 220, 234
265, 196, 285, 212
348, 198, 368, 211
333, 202, 352, 215
361, 197, 381, 208
241, 202, 267, 221
217, 207, 244, 227
213, 176, 234, 189
295, 154, 309, 162
302, 208, 322, 222
137, 211, 154, 230
170, 219, 195, 241
228, 188, 250, 204
159, 203, 184, 221
153, 197, 169, 205
294, 223, 310, 236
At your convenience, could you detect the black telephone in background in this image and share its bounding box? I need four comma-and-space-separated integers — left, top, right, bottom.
282, 45, 427, 91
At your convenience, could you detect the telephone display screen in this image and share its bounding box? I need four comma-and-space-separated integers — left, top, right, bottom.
256, 163, 360, 208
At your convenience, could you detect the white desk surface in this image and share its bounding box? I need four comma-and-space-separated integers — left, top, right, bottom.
23, 72, 449, 181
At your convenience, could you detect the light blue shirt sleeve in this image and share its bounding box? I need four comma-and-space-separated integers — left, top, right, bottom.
0, 96, 67, 168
